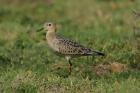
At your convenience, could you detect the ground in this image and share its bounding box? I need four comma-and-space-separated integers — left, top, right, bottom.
0, 0, 140, 93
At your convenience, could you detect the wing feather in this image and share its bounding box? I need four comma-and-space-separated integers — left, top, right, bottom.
57, 38, 93, 55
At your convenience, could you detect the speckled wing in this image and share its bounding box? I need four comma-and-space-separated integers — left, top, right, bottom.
56, 38, 95, 56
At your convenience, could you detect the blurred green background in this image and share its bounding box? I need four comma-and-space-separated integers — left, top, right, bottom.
0, 0, 140, 93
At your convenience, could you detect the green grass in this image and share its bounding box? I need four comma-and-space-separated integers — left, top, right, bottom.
0, 0, 140, 93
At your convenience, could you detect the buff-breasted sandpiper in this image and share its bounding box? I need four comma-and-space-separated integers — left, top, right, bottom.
37, 22, 105, 75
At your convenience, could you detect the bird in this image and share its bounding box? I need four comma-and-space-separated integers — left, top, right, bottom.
37, 22, 105, 75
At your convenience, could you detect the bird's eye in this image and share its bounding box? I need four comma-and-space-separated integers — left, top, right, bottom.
48, 23, 51, 26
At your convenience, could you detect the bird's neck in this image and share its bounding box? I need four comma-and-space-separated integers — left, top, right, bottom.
46, 30, 56, 41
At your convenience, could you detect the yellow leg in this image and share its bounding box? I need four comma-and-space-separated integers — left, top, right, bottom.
68, 60, 72, 75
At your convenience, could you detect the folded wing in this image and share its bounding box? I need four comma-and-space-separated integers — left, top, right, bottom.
56, 38, 104, 56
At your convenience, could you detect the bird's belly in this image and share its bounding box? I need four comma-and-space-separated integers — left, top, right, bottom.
47, 45, 65, 57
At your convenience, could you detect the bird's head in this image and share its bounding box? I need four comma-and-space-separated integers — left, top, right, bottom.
44, 22, 56, 32
37, 22, 57, 33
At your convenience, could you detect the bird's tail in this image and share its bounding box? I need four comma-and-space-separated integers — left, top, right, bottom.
92, 51, 105, 56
